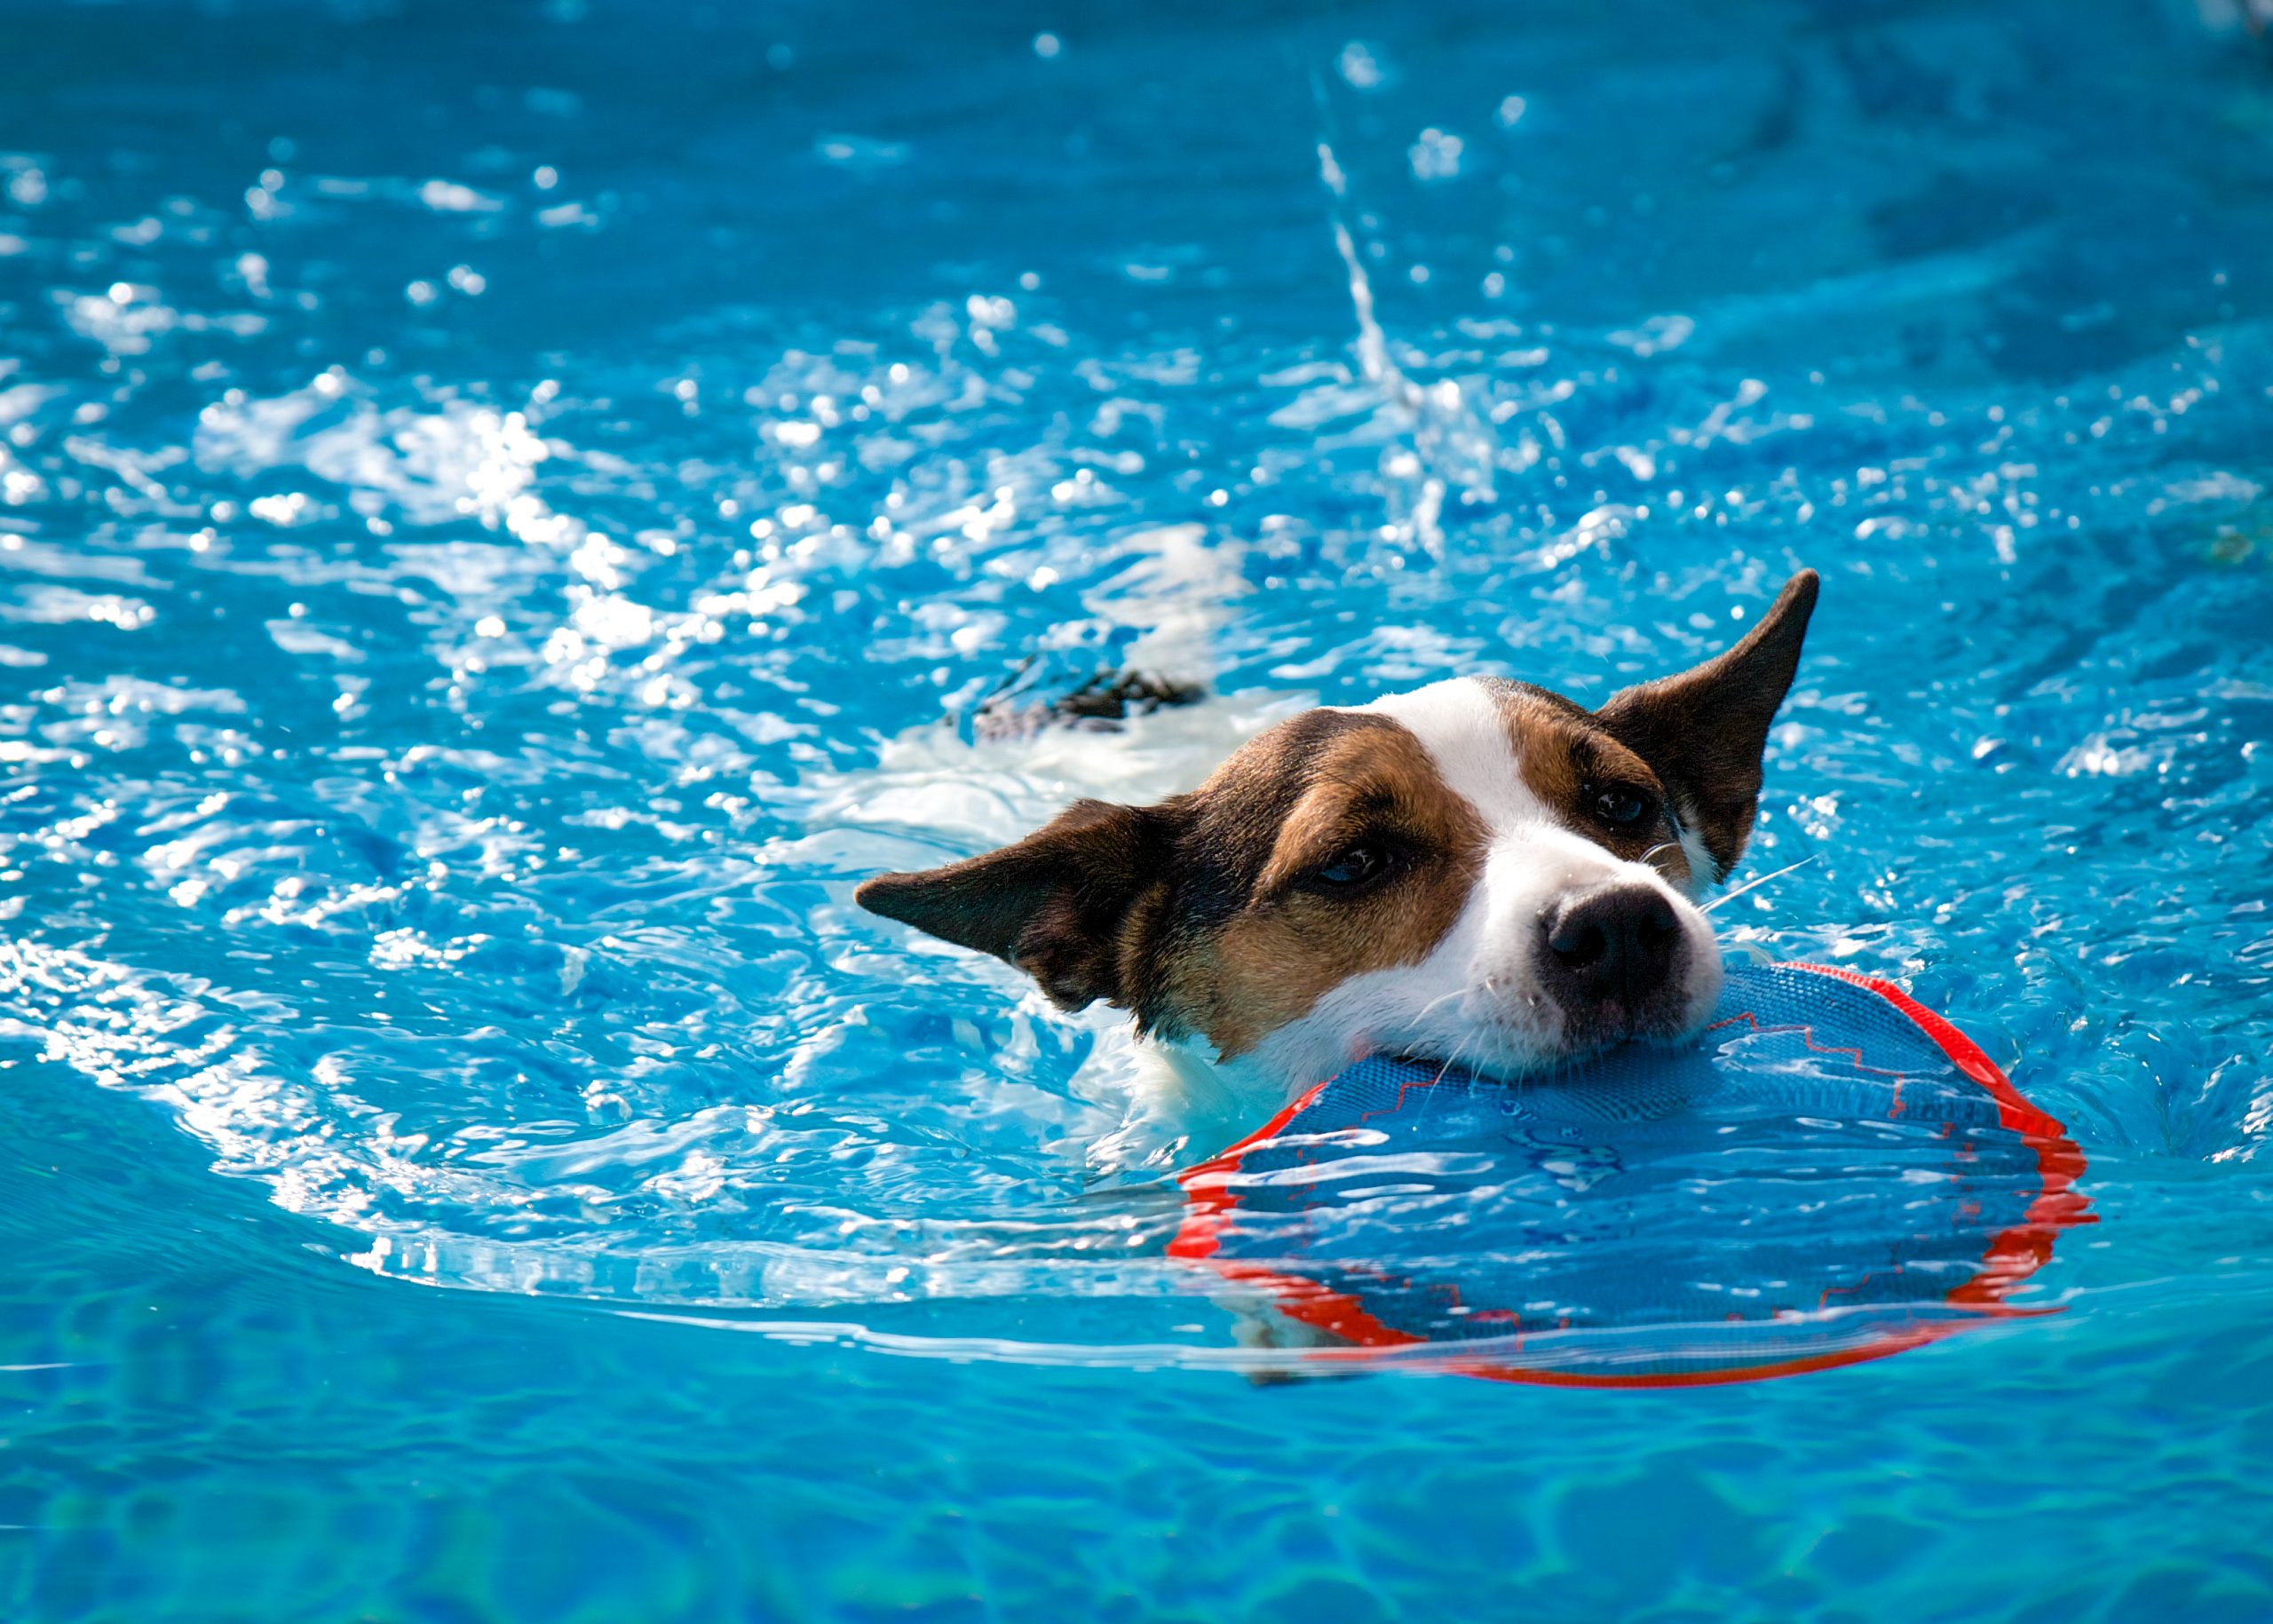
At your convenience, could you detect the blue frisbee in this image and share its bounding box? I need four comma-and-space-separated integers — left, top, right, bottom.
1171, 961, 2091, 1386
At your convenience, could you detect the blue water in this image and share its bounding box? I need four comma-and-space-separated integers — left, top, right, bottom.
6, 0, 2273, 1616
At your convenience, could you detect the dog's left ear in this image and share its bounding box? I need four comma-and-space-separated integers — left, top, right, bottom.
1596, 568, 1818, 883
855, 797, 1182, 1015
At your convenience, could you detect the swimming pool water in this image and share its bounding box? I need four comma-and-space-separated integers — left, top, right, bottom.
5, 0, 2273, 1616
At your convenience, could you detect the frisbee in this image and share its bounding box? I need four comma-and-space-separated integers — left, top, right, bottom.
1170, 961, 2092, 1387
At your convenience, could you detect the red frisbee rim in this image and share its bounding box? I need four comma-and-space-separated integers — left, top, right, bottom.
1168, 962, 2095, 1389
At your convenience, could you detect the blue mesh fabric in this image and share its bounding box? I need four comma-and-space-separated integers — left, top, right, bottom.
1192, 962, 2060, 1380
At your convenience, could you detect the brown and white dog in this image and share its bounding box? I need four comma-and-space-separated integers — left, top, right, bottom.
859, 569, 1818, 1105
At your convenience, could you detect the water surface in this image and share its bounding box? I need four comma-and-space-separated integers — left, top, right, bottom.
5, 1, 2273, 1617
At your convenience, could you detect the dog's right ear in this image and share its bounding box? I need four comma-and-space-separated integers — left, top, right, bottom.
856, 798, 1182, 1014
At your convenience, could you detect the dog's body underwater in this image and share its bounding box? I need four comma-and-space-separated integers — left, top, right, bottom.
858, 570, 1819, 1114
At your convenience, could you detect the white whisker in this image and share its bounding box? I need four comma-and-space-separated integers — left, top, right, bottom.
1414, 981, 1491, 1080
1414, 984, 1470, 1021
1435, 1021, 1483, 1084
1700, 854, 1819, 915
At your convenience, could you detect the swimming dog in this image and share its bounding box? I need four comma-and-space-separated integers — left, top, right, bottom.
858, 569, 1818, 1104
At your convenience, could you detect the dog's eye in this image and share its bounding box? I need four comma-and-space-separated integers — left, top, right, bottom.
1588, 783, 1655, 828
1311, 843, 1391, 890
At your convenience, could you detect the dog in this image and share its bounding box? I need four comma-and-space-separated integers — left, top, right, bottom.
857, 569, 1818, 1110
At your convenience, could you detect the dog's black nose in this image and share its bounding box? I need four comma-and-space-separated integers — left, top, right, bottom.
1543, 885, 1682, 1007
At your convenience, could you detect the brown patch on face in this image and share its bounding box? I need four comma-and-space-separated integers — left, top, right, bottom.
1178, 717, 1489, 1057
858, 707, 1493, 1058
1482, 682, 1696, 891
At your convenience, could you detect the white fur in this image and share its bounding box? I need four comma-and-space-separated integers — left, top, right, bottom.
1670, 804, 1719, 891
1364, 678, 1535, 826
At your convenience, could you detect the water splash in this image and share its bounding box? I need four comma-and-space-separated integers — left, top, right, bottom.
1318, 141, 1502, 558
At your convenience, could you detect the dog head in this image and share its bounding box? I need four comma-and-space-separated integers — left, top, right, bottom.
859, 569, 1818, 1091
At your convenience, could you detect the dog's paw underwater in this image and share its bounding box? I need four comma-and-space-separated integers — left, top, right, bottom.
860, 569, 1820, 1105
